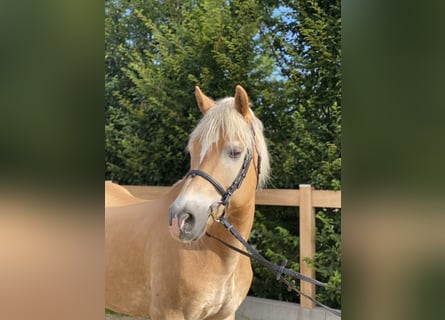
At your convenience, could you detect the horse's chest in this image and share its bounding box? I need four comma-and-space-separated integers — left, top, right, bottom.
150, 243, 251, 319
186, 276, 239, 319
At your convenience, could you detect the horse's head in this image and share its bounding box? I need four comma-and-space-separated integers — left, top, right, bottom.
168, 85, 270, 243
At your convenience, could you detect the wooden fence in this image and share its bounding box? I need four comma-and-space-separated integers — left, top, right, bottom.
124, 184, 341, 309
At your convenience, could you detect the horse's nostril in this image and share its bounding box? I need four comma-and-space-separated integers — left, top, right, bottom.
179, 213, 195, 234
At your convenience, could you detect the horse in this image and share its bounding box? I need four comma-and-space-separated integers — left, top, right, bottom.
105, 85, 270, 319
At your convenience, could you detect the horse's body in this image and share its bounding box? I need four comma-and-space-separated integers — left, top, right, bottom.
105, 86, 270, 319
105, 181, 147, 207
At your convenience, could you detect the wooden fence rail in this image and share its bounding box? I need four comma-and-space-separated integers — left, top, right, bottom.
123, 184, 341, 309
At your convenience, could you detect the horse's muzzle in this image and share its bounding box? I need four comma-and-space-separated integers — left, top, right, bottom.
168, 205, 206, 242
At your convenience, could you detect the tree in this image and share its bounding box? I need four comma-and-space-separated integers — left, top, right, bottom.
106, 0, 269, 184
249, 0, 341, 308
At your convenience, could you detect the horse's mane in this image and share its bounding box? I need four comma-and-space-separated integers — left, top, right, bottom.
187, 97, 270, 188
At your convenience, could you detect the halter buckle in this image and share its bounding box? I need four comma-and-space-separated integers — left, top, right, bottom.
209, 201, 226, 222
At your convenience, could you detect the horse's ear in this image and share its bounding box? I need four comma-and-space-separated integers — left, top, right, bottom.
234, 85, 252, 124
195, 86, 215, 114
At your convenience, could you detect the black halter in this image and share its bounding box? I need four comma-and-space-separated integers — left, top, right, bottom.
186, 149, 253, 209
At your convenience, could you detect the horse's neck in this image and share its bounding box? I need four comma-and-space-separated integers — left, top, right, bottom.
205, 202, 255, 266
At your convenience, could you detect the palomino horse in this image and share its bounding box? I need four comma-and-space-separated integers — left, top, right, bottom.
105, 85, 270, 319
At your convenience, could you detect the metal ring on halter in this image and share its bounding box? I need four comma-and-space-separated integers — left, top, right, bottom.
209, 201, 226, 222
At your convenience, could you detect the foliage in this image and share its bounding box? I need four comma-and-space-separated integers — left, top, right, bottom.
105, 0, 341, 308
245, 0, 341, 309
105, 0, 267, 185
313, 209, 342, 307
249, 208, 300, 301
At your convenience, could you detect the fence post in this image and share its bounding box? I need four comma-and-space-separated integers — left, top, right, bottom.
299, 184, 316, 308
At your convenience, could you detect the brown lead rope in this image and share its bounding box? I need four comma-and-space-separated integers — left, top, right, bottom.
206, 216, 342, 318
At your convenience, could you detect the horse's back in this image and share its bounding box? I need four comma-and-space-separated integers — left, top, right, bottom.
105, 181, 147, 208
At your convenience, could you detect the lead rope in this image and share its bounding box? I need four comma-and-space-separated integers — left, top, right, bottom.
206, 216, 342, 318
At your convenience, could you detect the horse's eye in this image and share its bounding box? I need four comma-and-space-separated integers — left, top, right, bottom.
228, 148, 242, 159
